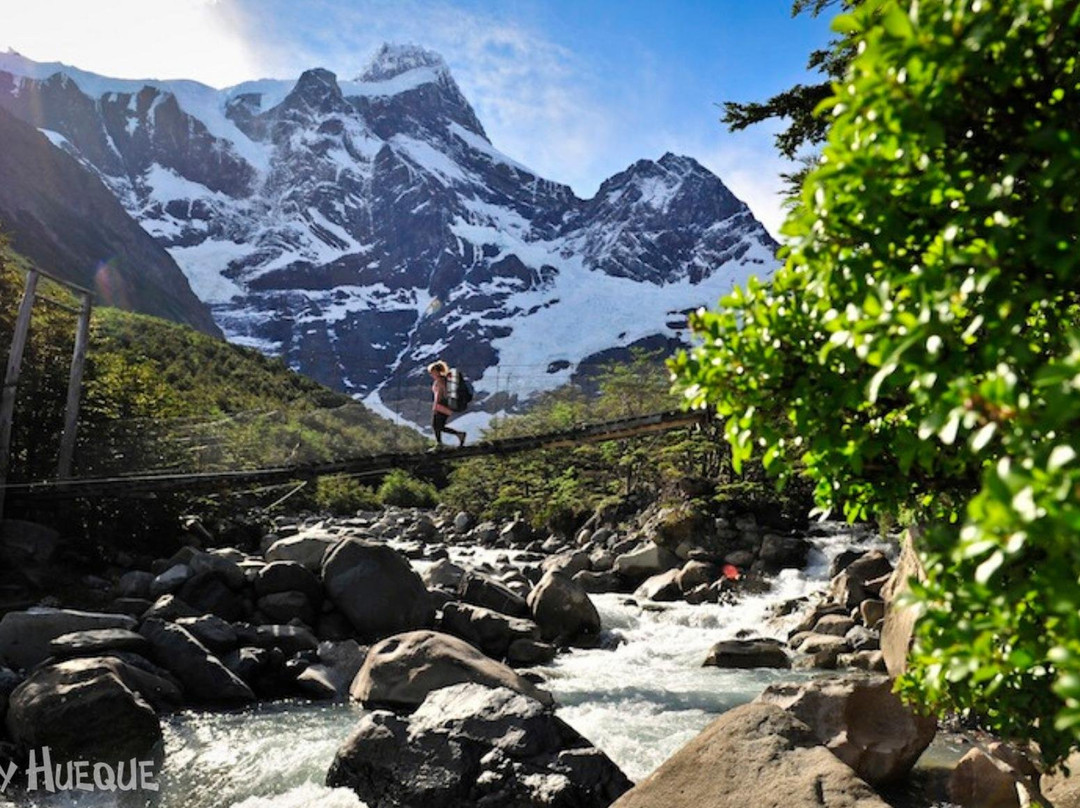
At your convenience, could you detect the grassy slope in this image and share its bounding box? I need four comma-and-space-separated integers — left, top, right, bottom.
0, 242, 426, 483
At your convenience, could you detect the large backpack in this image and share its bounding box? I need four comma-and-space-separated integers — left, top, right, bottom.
447, 368, 474, 413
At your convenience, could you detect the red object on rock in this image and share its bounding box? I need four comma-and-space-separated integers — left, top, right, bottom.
722, 564, 741, 581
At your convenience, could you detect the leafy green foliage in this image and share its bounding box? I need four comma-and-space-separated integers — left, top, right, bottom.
673, 0, 1080, 765
377, 469, 438, 508
0, 241, 425, 545
315, 475, 380, 515
442, 350, 746, 533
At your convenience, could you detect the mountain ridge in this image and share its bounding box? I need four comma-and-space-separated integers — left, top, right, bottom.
0, 45, 777, 429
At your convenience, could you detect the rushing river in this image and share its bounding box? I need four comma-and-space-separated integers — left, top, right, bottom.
19, 524, 919, 808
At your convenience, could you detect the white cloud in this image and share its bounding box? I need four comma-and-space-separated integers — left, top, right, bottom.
0, 0, 259, 86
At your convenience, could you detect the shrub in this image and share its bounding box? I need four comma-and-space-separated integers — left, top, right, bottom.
377, 469, 438, 508
315, 475, 380, 515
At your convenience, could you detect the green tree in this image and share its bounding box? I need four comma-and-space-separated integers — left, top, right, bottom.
722, 0, 857, 190
672, 0, 1080, 767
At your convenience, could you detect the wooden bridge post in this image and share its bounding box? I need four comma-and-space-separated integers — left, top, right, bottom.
0, 270, 40, 517
57, 292, 93, 480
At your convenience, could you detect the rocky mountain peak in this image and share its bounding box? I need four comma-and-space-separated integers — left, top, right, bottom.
358, 43, 449, 83
0, 50, 779, 428
279, 67, 350, 115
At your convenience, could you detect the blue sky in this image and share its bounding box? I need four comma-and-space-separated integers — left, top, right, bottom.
1, 0, 837, 235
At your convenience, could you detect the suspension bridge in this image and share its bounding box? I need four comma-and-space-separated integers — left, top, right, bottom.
0, 266, 712, 513
2, 409, 706, 504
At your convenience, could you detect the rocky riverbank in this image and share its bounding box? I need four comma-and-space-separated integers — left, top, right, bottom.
0, 504, 1074, 806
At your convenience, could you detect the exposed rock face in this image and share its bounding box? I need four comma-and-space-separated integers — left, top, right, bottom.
350, 630, 553, 708
328, 683, 631, 808
612, 701, 892, 808
757, 675, 936, 785
0, 105, 219, 335
321, 539, 433, 640
5, 657, 162, 763
0, 46, 777, 423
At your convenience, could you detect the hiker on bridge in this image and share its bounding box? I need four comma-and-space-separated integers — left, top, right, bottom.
428, 360, 466, 447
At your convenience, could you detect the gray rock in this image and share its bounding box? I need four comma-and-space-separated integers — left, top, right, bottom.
527, 570, 601, 644
350, 630, 553, 709
139, 618, 254, 705
0, 608, 137, 671
322, 539, 433, 640
541, 551, 590, 578
174, 615, 239, 653
758, 533, 811, 571
422, 558, 468, 591
149, 564, 193, 598
845, 625, 880, 652
5, 657, 162, 764
141, 594, 201, 622
506, 639, 557, 667
116, 570, 155, 599
254, 560, 322, 603
757, 674, 936, 785
253, 624, 319, 655
265, 531, 339, 571
634, 569, 682, 602
189, 552, 246, 590
831, 551, 894, 610
813, 614, 857, 637
703, 638, 790, 669
256, 590, 316, 625
178, 571, 248, 621
612, 543, 681, 583
295, 640, 367, 701
49, 629, 149, 658
676, 560, 719, 593
440, 601, 540, 659
611, 701, 891, 808
457, 572, 530, 618
328, 683, 630, 808
572, 569, 623, 594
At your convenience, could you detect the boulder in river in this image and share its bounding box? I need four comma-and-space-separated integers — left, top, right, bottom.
756, 674, 936, 785
265, 531, 339, 571
5, 657, 162, 764
328, 683, 630, 808
48, 628, 150, 658
703, 638, 790, 669
611, 701, 892, 808
527, 570, 601, 645
321, 539, 434, 640
295, 640, 367, 701
612, 542, 681, 584
350, 630, 553, 709
0, 607, 137, 671
457, 572, 530, 618
440, 601, 540, 659
139, 618, 255, 705
254, 560, 322, 603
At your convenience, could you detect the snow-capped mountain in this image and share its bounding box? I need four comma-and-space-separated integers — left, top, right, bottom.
0, 44, 778, 427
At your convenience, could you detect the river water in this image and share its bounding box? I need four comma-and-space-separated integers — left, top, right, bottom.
21, 523, 935, 808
